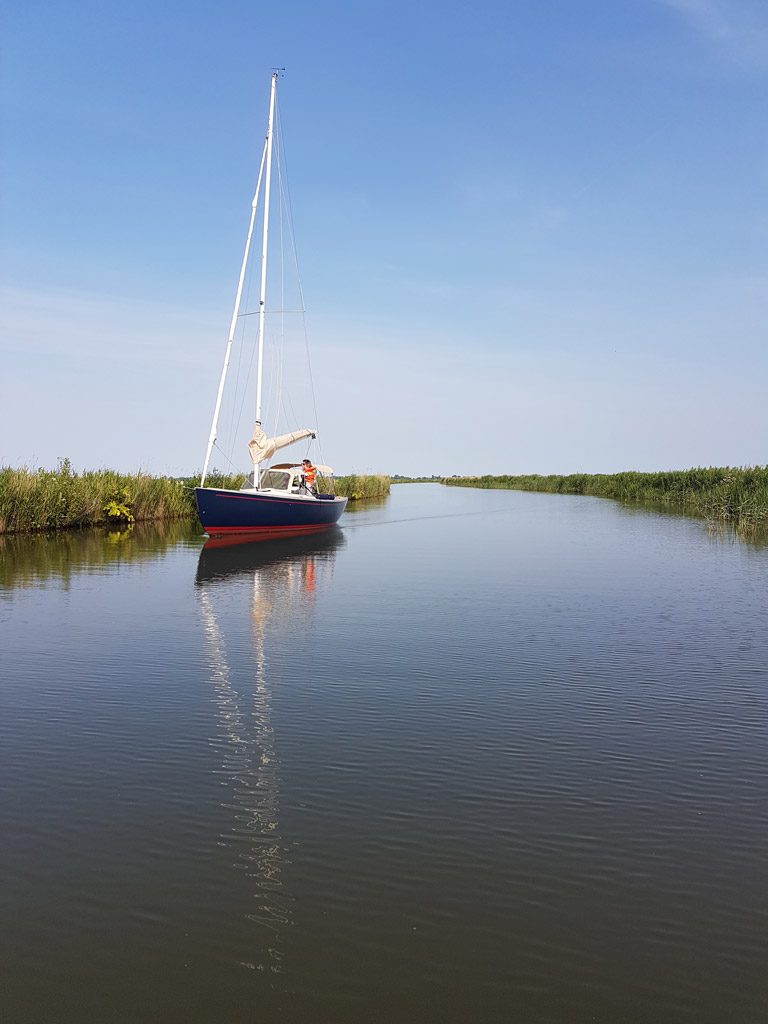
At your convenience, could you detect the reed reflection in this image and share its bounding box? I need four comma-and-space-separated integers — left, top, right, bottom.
0, 520, 199, 592
195, 530, 345, 972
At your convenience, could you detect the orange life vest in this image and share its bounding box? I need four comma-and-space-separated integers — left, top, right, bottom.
303, 464, 317, 486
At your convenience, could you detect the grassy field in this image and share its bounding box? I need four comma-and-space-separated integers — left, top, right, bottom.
0, 462, 390, 534
444, 467, 768, 527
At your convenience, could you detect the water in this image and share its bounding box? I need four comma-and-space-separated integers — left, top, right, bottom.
2, 485, 767, 1023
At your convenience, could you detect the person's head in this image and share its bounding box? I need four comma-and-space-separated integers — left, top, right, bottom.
302, 459, 312, 467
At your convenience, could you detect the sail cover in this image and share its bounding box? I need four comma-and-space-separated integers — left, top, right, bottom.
248, 422, 315, 466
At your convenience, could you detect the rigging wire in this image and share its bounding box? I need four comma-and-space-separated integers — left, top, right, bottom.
210, 440, 246, 476
229, 167, 270, 470
265, 116, 286, 438
210, 84, 330, 478
277, 118, 286, 435
223, 169, 265, 471
231, 308, 259, 465
225, 247, 253, 464
274, 94, 326, 468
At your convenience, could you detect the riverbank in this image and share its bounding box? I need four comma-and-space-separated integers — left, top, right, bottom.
444, 467, 768, 527
0, 463, 390, 534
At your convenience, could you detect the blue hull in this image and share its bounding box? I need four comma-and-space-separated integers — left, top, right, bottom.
194, 487, 347, 538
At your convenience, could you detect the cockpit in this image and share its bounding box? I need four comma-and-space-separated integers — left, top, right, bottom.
240, 463, 335, 496
258, 469, 293, 491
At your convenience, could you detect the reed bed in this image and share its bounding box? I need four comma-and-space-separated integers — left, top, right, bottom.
444, 467, 768, 527
333, 474, 391, 500
0, 462, 195, 534
0, 463, 390, 534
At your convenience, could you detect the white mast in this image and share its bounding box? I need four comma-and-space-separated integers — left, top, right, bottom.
255, 71, 278, 425
199, 73, 277, 488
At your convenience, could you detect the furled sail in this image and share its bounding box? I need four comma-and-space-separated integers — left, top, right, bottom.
248, 422, 315, 466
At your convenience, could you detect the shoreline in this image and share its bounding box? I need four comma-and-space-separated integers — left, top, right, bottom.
444, 467, 768, 529
0, 464, 390, 535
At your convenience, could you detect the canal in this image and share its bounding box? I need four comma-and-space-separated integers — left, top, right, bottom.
2, 484, 767, 1022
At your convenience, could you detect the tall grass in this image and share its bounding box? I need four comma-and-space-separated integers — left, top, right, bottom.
0, 461, 198, 534
333, 474, 391, 500
180, 472, 246, 493
444, 467, 768, 526
0, 462, 390, 534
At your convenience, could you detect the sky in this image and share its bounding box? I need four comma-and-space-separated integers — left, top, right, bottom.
1, 0, 766, 476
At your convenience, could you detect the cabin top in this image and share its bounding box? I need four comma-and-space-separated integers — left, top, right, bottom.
241, 463, 334, 494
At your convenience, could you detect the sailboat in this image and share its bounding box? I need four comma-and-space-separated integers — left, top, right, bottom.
194, 73, 348, 539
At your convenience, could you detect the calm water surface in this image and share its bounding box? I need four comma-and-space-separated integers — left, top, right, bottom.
2, 485, 767, 1023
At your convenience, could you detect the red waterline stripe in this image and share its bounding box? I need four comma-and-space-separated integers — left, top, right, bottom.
204, 523, 331, 538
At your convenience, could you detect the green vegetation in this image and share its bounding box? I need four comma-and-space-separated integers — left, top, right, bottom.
333, 474, 391, 500
0, 462, 390, 534
391, 475, 442, 483
0, 462, 242, 534
181, 471, 246, 493
444, 467, 768, 527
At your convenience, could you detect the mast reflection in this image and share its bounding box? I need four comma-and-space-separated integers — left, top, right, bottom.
195, 529, 345, 972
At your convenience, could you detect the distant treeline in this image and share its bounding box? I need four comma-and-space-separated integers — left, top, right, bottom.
0, 462, 390, 534
444, 468, 768, 527
391, 475, 443, 483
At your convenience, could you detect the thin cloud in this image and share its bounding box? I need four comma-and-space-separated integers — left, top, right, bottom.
658, 0, 768, 68
0, 284, 219, 368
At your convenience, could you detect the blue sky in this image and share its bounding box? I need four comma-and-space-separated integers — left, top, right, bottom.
1, 0, 766, 475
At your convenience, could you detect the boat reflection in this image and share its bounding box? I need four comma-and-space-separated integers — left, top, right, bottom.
195, 529, 344, 972
195, 527, 345, 583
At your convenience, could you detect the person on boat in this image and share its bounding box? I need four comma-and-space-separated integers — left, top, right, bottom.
301, 459, 318, 496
